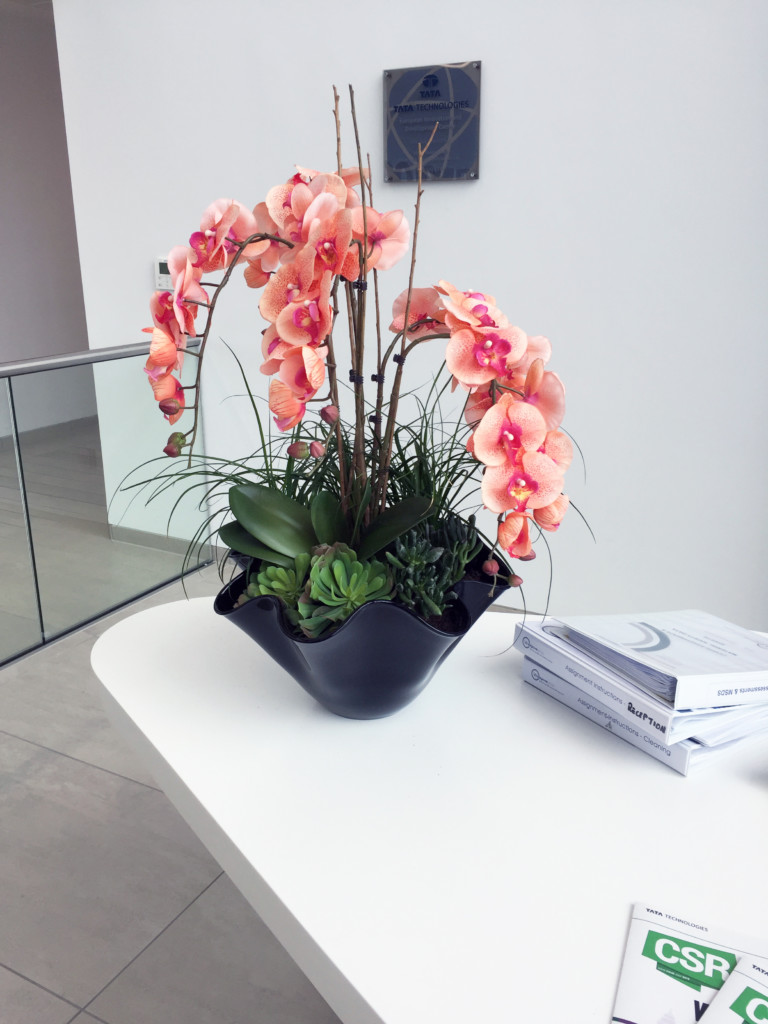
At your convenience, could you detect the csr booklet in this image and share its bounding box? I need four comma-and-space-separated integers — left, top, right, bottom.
703, 960, 768, 1022
612, 904, 768, 1024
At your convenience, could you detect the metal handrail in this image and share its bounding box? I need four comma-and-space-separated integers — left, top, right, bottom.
0, 339, 200, 378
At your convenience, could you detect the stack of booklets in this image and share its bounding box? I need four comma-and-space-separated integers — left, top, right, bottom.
612, 903, 768, 1022
515, 609, 768, 775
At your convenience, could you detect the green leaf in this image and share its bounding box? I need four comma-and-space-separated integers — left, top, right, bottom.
357, 496, 433, 560
310, 491, 349, 545
218, 521, 295, 568
229, 483, 316, 557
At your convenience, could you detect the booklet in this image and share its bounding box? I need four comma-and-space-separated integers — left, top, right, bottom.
612, 904, 768, 1023
555, 610, 768, 710
703, 959, 768, 1022
521, 657, 726, 775
515, 619, 768, 745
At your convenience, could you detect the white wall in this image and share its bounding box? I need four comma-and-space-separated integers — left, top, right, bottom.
53, 0, 768, 627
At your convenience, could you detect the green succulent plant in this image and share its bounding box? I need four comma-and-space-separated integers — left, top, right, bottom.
239, 553, 311, 625
385, 529, 454, 619
384, 516, 484, 620
430, 514, 484, 587
297, 543, 393, 639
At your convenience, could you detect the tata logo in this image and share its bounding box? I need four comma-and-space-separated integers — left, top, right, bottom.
420, 73, 440, 98
641, 931, 736, 991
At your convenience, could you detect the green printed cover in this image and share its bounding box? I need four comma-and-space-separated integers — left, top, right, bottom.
612, 904, 768, 1024
700, 960, 768, 1022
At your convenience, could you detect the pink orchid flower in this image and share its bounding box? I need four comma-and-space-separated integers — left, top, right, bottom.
481, 450, 564, 514
266, 173, 347, 243
150, 371, 185, 425
259, 325, 292, 375
350, 207, 410, 271
189, 199, 264, 273
472, 393, 548, 466
269, 378, 306, 431
144, 326, 183, 382
389, 287, 446, 339
304, 208, 359, 280
435, 281, 509, 333
445, 325, 528, 388
533, 494, 570, 532
464, 387, 493, 428
274, 274, 332, 347
497, 513, 533, 559
277, 344, 327, 399
243, 202, 284, 288
541, 430, 573, 472
498, 362, 566, 432
260, 258, 318, 324
167, 246, 208, 336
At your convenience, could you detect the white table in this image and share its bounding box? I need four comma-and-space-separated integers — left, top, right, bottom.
91, 600, 768, 1024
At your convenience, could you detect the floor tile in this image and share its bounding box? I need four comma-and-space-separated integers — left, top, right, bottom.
0, 628, 157, 787
87, 873, 342, 1024
0, 964, 79, 1024
0, 734, 221, 1006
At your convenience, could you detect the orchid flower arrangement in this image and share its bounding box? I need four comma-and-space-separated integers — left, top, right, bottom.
140, 90, 572, 635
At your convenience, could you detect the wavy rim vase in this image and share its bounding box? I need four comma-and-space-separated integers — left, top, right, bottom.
214, 556, 510, 719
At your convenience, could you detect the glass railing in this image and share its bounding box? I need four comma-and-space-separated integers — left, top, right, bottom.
0, 342, 211, 665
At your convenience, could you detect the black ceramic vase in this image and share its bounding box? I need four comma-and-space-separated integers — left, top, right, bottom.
214, 556, 510, 720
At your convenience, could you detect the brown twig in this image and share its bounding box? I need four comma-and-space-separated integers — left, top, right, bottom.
375, 122, 439, 510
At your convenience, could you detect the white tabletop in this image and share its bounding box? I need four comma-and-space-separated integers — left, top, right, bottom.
91, 599, 768, 1024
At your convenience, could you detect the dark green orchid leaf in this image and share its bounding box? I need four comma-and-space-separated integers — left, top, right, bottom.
356, 495, 433, 561
218, 521, 294, 568
310, 491, 349, 545
229, 483, 316, 557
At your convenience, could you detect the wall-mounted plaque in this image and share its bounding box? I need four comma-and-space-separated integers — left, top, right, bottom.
384, 61, 481, 183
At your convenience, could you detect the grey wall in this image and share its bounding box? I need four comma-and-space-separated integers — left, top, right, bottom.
0, 0, 89, 365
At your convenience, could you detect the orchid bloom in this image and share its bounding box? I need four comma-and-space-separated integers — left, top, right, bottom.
144, 326, 183, 382
498, 362, 566, 432
351, 207, 410, 271
274, 274, 332, 347
435, 281, 510, 332
268, 378, 306, 431
497, 513, 533, 559
189, 199, 263, 272
472, 393, 548, 467
277, 344, 327, 400
445, 325, 528, 388
304, 208, 359, 280
150, 371, 185, 425
481, 450, 564, 514
167, 246, 207, 336
533, 493, 570, 532
389, 287, 445, 339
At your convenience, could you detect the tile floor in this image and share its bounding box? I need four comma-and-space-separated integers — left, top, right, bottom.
0, 564, 342, 1024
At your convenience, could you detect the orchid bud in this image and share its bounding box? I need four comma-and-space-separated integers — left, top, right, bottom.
158, 397, 181, 416
320, 404, 339, 424
482, 559, 500, 576
309, 441, 326, 458
287, 441, 310, 459
508, 574, 524, 588
163, 431, 186, 458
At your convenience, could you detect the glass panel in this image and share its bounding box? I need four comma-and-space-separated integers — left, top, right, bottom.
10, 355, 211, 641
0, 378, 43, 661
